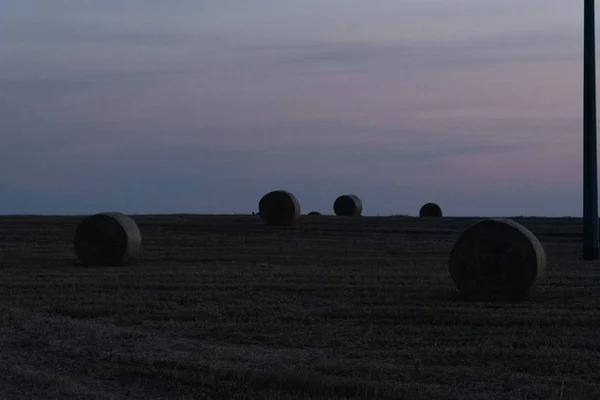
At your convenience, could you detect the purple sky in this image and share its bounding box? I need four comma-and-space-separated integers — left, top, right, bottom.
0, 1, 592, 216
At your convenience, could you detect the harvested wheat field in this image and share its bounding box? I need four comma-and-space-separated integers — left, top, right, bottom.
0, 214, 599, 400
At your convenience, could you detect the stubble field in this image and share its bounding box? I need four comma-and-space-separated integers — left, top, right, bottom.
0, 214, 599, 399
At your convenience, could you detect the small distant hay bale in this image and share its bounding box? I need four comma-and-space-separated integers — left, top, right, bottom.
333, 194, 362, 216
308, 211, 321, 216
74, 212, 142, 266
449, 218, 546, 301
258, 190, 300, 226
419, 203, 443, 217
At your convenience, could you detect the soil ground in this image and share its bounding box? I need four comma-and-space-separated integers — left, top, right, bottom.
0, 215, 598, 399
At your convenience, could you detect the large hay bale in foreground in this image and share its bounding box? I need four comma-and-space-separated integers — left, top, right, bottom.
258, 190, 301, 226
74, 212, 142, 266
419, 202, 443, 217
449, 218, 546, 301
333, 194, 362, 216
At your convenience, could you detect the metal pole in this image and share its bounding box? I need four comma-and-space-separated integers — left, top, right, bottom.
583, 0, 598, 259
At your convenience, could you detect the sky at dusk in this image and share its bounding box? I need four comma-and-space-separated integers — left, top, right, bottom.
0, 1, 592, 216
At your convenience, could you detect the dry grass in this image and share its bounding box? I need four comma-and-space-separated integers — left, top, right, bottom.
419, 203, 443, 218
449, 219, 546, 301
74, 212, 142, 266
259, 191, 301, 226
0, 215, 598, 399
333, 195, 362, 216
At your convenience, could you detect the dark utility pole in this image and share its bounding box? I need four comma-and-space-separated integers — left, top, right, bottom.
583, 0, 599, 259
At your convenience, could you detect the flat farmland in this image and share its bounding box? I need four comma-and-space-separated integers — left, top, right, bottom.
0, 215, 599, 400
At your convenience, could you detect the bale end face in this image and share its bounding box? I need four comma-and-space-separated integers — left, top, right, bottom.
74, 212, 142, 266
419, 203, 443, 217
258, 190, 301, 226
333, 194, 362, 216
448, 218, 546, 301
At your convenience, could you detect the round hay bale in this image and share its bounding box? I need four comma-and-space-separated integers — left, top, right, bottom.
333, 194, 362, 216
419, 202, 443, 217
258, 190, 300, 226
308, 211, 321, 216
448, 218, 546, 301
74, 212, 142, 266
